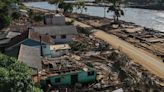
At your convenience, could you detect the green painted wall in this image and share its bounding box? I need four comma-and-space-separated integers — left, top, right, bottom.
40, 68, 96, 86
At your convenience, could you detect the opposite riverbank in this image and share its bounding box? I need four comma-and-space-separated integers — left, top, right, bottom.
127, 4, 164, 10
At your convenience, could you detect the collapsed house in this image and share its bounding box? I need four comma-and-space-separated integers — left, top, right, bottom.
40, 57, 96, 88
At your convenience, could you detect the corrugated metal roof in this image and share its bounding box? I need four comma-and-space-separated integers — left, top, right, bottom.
0, 38, 10, 45
6, 31, 21, 38
33, 25, 78, 36
18, 45, 42, 74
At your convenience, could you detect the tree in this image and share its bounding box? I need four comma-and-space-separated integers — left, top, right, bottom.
75, 0, 87, 13
48, 0, 86, 13
96, 0, 124, 22
107, 0, 124, 22
0, 14, 11, 30
58, 2, 74, 13
0, 0, 21, 30
0, 53, 42, 92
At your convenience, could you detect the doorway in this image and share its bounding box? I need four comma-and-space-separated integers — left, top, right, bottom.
71, 74, 78, 85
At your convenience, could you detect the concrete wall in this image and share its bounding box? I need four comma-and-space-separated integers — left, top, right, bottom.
40, 70, 96, 86
44, 16, 65, 25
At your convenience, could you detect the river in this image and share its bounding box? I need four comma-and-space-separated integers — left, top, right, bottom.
24, 2, 164, 32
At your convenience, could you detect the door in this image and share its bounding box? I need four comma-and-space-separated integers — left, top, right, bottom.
71, 74, 78, 85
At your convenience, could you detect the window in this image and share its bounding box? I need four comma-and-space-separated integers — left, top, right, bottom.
88, 71, 95, 76
61, 35, 66, 39
55, 78, 61, 83
52, 35, 56, 39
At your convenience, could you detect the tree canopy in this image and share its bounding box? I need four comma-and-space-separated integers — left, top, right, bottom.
0, 0, 21, 30
96, 0, 124, 22
48, 0, 86, 13
0, 53, 42, 92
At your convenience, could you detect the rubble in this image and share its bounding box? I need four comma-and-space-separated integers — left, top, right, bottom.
68, 13, 164, 61
67, 25, 164, 91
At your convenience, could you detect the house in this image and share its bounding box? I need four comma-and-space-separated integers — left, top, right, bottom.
44, 13, 65, 25
4, 30, 54, 57
18, 44, 42, 75
32, 25, 78, 43
42, 44, 71, 58
0, 31, 21, 53
40, 57, 96, 88
6, 30, 54, 50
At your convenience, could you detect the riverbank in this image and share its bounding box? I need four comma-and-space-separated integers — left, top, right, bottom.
128, 5, 164, 10
67, 13, 164, 62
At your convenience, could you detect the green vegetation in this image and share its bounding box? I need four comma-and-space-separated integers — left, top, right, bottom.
58, 2, 74, 13
0, 0, 20, 30
96, 0, 124, 22
48, 0, 86, 13
0, 14, 11, 29
0, 53, 42, 92
33, 14, 43, 22
75, 0, 87, 13
107, 0, 124, 22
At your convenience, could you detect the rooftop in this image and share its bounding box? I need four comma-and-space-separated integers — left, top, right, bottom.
18, 44, 42, 74
50, 44, 71, 51
28, 30, 54, 44
40, 56, 95, 78
6, 31, 21, 39
32, 25, 78, 36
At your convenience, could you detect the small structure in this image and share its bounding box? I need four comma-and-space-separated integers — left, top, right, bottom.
32, 25, 78, 43
42, 44, 71, 58
18, 44, 42, 75
44, 13, 65, 25
40, 57, 96, 87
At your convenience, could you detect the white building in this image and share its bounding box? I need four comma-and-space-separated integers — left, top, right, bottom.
32, 25, 78, 43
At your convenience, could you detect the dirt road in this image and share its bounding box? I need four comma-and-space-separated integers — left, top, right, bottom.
66, 18, 164, 78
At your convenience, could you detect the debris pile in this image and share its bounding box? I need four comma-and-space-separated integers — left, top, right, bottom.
69, 13, 164, 61
69, 34, 109, 52
68, 26, 164, 91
